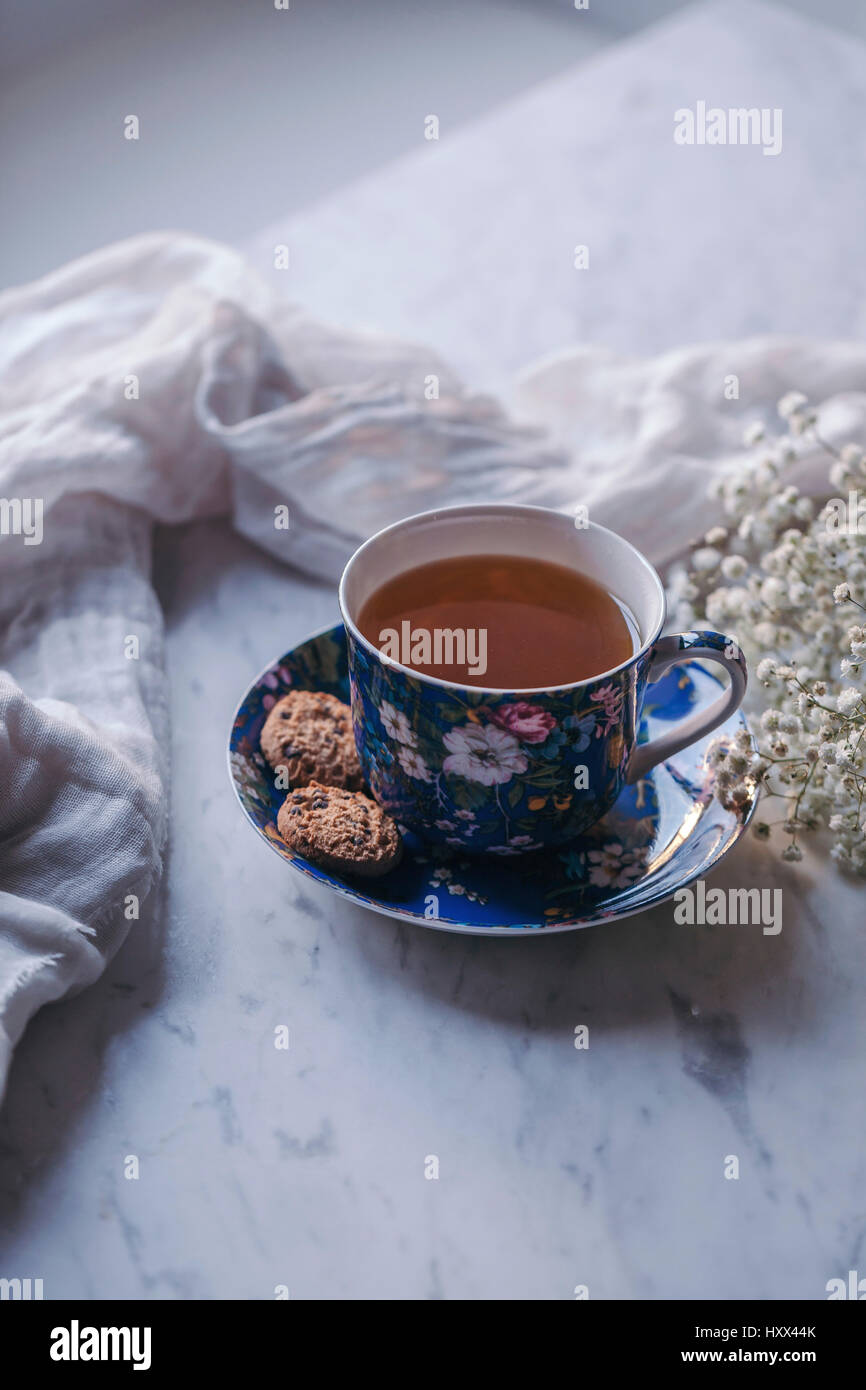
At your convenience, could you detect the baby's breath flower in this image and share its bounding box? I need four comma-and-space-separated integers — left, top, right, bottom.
704, 526, 728, 546
836, 687, 862, 716
692, 546, 722, 572
753, 621, 779, 648
790, 409, 817, 436
721, 554, 748, 581
778, 391, 808, 419
777, 713, 802, 735
675, 393, 865, 873
829, 461, 851, 490
743, 421, 765, 447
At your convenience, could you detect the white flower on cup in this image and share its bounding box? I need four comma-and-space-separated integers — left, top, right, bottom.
398, 746, 432, 782
379, 699, 417, 748
442, 724, 528, 786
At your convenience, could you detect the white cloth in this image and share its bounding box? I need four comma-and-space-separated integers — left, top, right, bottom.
1, 230, 864, 1099
514, 340, 866, 571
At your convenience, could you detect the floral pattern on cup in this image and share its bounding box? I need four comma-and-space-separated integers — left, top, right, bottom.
347, 634, 654, 853
228, 624, 755, 929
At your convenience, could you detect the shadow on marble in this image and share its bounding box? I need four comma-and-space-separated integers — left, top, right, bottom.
283, 855, 805, 1186
311, 858, 799, 1039
0, 876, 169, 1227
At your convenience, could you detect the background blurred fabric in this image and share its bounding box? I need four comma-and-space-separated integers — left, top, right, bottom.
1, 229, 865, 1098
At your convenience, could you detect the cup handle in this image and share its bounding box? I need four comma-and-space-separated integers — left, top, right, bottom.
626, 631, 748, 784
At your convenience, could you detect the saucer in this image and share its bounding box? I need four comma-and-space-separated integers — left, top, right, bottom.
228, 624, 756, 935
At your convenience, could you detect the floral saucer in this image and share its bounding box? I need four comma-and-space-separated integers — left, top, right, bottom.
228, 624, 756, 935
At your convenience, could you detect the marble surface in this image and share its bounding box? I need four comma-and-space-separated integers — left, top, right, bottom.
249, 0, 866, 393
2, 0, 866, 1300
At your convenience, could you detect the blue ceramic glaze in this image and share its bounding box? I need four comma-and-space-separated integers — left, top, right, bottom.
228, 624, 756, 935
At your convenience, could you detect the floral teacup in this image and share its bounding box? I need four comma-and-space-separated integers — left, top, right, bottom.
339, 504, 747, 853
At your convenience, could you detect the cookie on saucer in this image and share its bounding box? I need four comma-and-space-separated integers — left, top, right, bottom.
260, 690, 362, 790
276, 781, 403, 878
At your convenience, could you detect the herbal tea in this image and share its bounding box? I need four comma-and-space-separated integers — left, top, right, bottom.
356, 554, 636, 688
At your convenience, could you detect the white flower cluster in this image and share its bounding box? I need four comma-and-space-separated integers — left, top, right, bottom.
667, 392, 865, 874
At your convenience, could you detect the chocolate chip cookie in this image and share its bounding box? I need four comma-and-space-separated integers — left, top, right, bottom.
276, 781, 403, 878
260, 690, 362, 790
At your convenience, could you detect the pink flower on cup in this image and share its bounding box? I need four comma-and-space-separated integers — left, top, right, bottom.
489, 702, 556, 745
591, 683, 624, 735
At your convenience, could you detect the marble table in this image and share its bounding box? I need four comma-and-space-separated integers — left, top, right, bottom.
248, 0, 866, 392
2, 0, 865, 1300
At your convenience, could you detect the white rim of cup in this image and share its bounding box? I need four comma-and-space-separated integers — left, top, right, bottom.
337, 503, 667, 697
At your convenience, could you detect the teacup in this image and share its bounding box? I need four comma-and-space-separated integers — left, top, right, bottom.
339, 504, 746, 853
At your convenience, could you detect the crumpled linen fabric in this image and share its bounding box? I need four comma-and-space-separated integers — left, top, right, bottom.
514, 338, 866, 572
0, 230, 565, 1098
2, 228, 864, 1099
